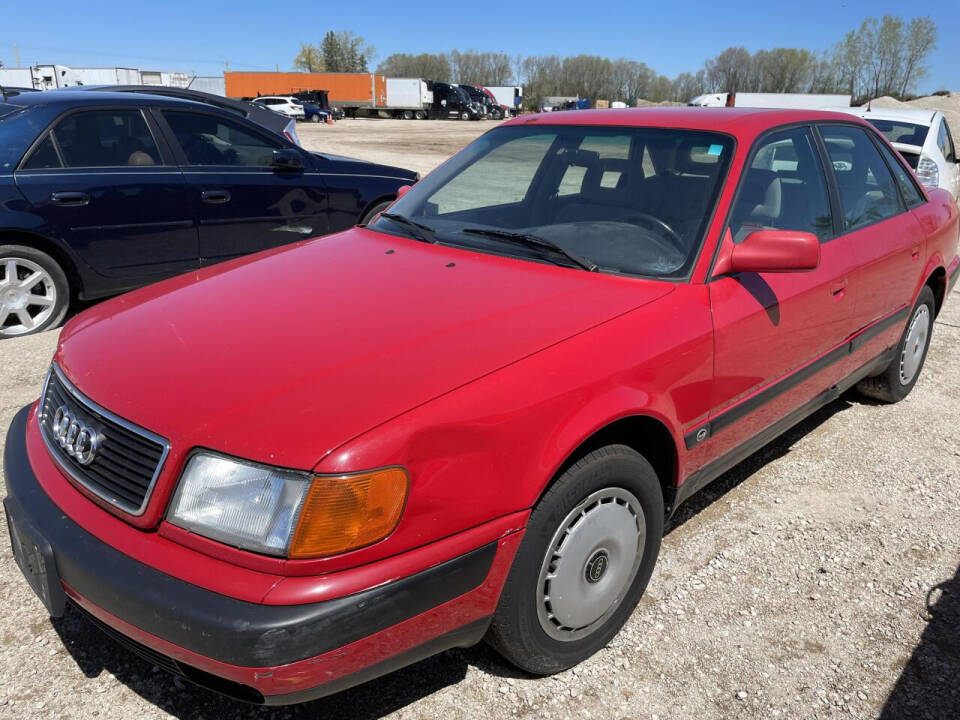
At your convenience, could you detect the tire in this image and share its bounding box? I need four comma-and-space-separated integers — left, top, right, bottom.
402, 110, 414, 120
310, 114, 321, 123
460, 111, 471, 121
856, 285, 935, 403
414, 110, 427, 120
487, 445, 664, 675
491, 109, 502, 120
359, 200, 393, 226
0, 244, 70, 338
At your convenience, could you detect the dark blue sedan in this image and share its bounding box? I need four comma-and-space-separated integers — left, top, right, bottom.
0, 91, 418, 337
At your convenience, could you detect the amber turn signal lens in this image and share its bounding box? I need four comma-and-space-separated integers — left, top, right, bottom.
288, 468, 409, 558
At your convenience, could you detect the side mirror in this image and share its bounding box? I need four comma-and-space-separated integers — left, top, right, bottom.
396, 184, 412, 199
272, 149, 304, 173
728, 229, 820, 274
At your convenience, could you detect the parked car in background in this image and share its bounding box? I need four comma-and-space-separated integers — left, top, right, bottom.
63, 84, 301, 146
251, 96, 305, 120
0, 90, 417, 336
832, 107, 959, 202
300, 101, 329, 123
6, 107, 956, 704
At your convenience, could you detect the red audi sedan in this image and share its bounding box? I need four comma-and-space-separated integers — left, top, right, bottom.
5, 108, 958, 705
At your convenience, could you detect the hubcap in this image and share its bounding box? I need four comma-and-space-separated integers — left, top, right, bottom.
537, 488, 646, 642
0, 257, 57, 337
899, 304, 930, 385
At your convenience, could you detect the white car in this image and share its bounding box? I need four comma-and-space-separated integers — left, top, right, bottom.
833, 106, 960, 202
252, 96, 306, 120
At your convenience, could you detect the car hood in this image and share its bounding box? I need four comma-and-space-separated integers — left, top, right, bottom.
56, 229, 674, 471
312, 152, 418, 181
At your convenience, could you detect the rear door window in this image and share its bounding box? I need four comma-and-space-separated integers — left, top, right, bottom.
730, 126, 833, 242
48, 109, 161, 168
819, 125, 903, 232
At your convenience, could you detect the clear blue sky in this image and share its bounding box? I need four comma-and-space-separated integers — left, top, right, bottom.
3, 0, 958, 92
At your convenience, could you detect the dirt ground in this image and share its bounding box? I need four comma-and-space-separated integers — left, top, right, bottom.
1, 114, 959, 720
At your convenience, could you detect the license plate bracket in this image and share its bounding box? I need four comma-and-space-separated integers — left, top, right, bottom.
6, 502, 66, 617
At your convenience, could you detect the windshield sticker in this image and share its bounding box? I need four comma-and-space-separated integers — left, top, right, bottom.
707, 144, 723, 156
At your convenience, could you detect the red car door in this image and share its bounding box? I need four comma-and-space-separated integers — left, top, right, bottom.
818, 124, 926, 333
696, 125, 858, 463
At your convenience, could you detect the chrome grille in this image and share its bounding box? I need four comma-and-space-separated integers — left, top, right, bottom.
38, 365, 169, 515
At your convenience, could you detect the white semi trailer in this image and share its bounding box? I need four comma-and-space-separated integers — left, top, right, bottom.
688, 92, 852, 109
486, 86, 523, 115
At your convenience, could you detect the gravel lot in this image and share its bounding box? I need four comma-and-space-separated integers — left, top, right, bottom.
1, 116, 959, 720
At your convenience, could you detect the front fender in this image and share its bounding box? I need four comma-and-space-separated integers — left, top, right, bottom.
311, 284, 713, 573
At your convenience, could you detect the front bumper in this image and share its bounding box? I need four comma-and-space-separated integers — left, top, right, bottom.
4, 406, 521, 704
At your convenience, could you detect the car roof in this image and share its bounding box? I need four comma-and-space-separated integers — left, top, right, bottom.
501, 107, 872, 139
6, 89, 208, 109
825, 106, 938, 126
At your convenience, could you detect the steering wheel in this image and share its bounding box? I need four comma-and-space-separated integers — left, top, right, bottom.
624, 213, 685, 254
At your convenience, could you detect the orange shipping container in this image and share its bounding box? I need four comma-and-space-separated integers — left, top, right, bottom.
224, 72, 386, 108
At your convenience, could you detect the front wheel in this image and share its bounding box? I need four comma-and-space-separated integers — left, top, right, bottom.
310, 114, 321, 123
359, 200, 393, 226
460, 111, 471, 121
857, 285, 935, 403
0, 245, 70, 338
487, 445, 663, 674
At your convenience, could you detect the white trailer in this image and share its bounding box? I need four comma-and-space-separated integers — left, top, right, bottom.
688, 92, 851, 109
487, 86, 523, 115
379, 78, 433, 119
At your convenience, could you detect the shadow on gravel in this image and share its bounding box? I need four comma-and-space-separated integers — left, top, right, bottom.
879, 564, 960, 720
51, 600, 493, 719
665, 395, 855, 533
47, 392, 872, 718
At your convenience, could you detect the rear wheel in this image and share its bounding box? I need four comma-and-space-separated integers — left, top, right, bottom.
487, 445, 663, 674
402, 110, 414, 120
414, 110, 427, 120
0, 245, 69, 338
857, 285, 935, 403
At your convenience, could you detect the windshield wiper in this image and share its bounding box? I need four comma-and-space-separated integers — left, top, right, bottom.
378, 212, 438, 244
460, 228, 598, 272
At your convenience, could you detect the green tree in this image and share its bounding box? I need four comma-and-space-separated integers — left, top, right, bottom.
293, 43, 324, 72
899, 16, 937, 96
322, 31, 374, 73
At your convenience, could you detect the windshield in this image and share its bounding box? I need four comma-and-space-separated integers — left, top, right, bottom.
373, 125, 734, 278
866, 119, 929, 148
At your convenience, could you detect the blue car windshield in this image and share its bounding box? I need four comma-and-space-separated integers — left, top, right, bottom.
375, 125, 734, 278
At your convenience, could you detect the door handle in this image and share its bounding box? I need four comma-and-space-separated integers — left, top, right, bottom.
831, 278, 848, 298
201, 190, 231, 204
50, 191, 89, 206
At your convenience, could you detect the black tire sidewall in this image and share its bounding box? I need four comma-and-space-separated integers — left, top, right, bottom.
0, 244, 69, 337
492, 446, 664, 673
359, 200, 393, 226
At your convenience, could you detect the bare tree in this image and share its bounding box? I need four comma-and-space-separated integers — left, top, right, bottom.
377, 53, 452, 81
899, 16, 937, 96
705, 47, 753, 92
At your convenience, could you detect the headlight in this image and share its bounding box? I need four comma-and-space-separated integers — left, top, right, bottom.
916, 155, 940, 188
167, 452, 408, 558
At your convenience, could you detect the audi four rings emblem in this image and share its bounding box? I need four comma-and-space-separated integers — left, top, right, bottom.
51, 405, 100, 465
